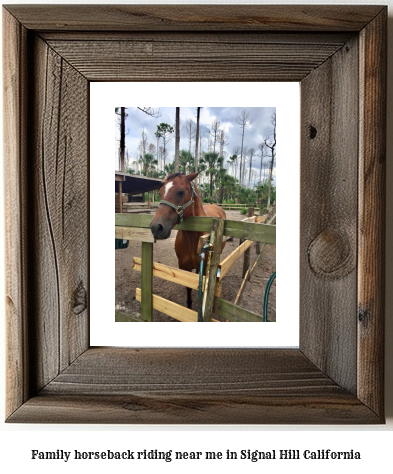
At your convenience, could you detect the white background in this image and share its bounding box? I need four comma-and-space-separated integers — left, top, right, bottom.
0, 0, 392, 472
90, 82, 300, 347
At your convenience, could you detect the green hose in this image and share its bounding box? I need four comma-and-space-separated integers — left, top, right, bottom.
263, 271, 276, 322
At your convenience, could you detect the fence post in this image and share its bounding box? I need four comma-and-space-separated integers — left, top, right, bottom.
202, 218, 225, 322
256, 204, 264, 254
242, 244, 251, 279
241, 207, 254, 277
118, 182, 123, 213
141, 241, 153, 321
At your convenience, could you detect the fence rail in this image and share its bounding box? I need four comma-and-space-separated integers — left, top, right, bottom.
115, 213, 276, 244
115, 214, 276, 322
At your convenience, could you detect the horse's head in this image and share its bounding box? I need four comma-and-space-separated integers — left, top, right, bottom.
150, 172, 199, 240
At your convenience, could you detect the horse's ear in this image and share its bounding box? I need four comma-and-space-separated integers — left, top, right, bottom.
186, 171, 201, 183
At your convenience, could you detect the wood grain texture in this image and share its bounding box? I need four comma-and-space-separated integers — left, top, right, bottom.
300, 36, 359, 394
115, 226, 155, 243
40, 31, 354, 44
136, 288, 197, 323
141, 242, 153, 321
133, 259, 224, 301
242, 245, 251, 280
28, 36, 89, 391
357, 9, 386, 418
224, 221, 275, 243
8, 392, 378, 424
133, 257, 199, 290
235, 249, 261, 306
214, 298, 263, 323
3, 9, 29, 417
7, 348, 379, 424
219, 239, 253, 278
134, 257, 201, 287
4, 5, 383, 31
116, 213, 276, 243
44, 38, 346, 82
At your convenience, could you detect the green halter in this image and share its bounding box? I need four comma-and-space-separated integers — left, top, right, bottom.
159, 182, 198, 223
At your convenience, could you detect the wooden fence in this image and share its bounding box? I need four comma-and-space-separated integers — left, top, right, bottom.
115, 213, 276, 322
217, 203, 261, 211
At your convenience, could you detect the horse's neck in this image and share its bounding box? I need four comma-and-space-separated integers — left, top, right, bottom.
192, 184, 206, 217
177, 184, 207, 264
180, 184, 205, 250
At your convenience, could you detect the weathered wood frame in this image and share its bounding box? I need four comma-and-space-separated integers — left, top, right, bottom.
4, 5, 386, 423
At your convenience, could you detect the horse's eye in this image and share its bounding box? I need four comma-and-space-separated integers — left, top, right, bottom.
177, 191, 185, 197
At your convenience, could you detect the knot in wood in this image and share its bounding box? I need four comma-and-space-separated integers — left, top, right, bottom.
309, 125, 317, 139
358, 307, 370, 326
308, 228, 354, 279
73, 281, 87, 315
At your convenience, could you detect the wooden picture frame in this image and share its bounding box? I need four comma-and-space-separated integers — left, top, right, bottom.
3, 5, 386, 424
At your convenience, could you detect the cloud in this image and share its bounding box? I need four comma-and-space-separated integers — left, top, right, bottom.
116, 106, 276, 178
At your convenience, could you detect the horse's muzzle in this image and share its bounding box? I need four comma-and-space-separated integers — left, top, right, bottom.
150, 221, 172, 240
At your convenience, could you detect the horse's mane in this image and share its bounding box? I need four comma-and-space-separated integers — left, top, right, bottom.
165, 173, 183, 181
164, 173, 201, 199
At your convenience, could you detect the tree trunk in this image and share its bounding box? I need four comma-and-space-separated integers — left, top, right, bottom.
259, 155, 263, 183
120, 107, 125, 172
195, 107, 200, 181
175, 107, 180, 173
248, 154, 252, 187
156, 136, 160, 171
218, 186, 224, 204
142, 129, 146, 159
239, 128, 244, 186
265, 114, 276, 210
267, 148, 275, 210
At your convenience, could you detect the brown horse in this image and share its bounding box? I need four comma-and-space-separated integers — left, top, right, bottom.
150, 172, 226, 309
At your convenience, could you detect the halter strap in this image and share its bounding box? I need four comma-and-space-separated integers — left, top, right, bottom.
159, 182, 198, 223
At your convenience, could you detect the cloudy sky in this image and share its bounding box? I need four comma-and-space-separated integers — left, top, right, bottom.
115, 106, 276, 182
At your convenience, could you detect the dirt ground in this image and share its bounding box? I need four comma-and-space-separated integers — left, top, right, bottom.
115, 211, 276, 322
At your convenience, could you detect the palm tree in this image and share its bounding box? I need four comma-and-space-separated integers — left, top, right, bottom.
197, 161, 207, 185
222, 174, 237, 201
200, 152, 223, 202
179, 150, 194, 174
164, 161, 175, 175
227, 154, 237, 178
140, 153, 158, 176
216, 167, 227, 204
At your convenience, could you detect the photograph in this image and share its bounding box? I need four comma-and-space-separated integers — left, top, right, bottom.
115, 107, 276, 322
